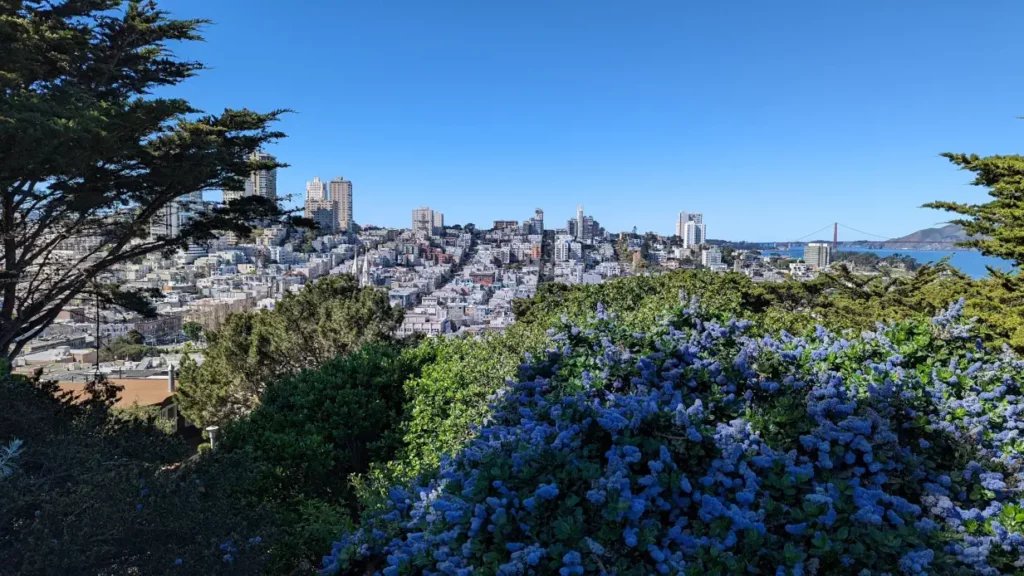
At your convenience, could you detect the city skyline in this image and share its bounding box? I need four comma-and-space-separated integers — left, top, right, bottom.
163, 0, 1024, 239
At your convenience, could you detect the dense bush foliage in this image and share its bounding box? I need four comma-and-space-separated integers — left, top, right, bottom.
7, 266, 1024, 574
222, 343, 423, 508
99, 330, 162, 361
322, 299, 1024, 575
177, 275, 404, 426
834, 251, 918, 271
0, 370, 281, 575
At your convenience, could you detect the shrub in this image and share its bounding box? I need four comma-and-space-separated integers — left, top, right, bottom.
0, 373, 280, 574
221, 343, 423, 508
176, 275, 404, 427
321, 299, 1024, 575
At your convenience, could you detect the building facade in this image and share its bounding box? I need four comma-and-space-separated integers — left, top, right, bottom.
531, 209, 544, 235
682, 219, 707, 249
804, 243, 832, 269
306, 176, 327, 201
701, 246, 723, 267
555, 239, 571, 261
413, 207, 444, 237
225, 151, 277, 203
330, 177, 353, 232
677, 212, 706, 248
304, 199, 337, 234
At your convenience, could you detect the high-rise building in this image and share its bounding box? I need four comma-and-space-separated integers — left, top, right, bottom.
531, 209, 544, 235
576, 205, 584, 241
675, 212, 687, 237
582, 215, 596, 244
149, 201, 180, 240
679, 212, 706, 249
412, 207, 444, 237
804, 243, 832, 269
306, 176, 327, 201
304, 199, 337, 234
682, 221, 707, 249
225, 151, 277, 203
330, 177, 353, 232
244, 151, 277, 201
555, 239, 572, 262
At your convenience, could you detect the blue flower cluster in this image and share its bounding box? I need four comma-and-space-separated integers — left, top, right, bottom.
321, 299, 1024, 575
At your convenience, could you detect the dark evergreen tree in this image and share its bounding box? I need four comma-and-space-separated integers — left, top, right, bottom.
0, 0, 307, 358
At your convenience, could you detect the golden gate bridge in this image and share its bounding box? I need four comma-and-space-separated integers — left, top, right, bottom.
773, 222, 963, 253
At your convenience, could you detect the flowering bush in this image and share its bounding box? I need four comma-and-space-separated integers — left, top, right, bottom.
321, 298, 1024, 575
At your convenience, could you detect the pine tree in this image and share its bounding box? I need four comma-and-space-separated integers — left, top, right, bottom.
926, 150, 1024, 267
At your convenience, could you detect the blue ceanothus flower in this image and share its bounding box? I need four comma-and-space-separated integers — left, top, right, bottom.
320, 298, 1024, 575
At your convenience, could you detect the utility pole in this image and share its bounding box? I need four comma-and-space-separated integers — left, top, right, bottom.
94, 289, 101, 374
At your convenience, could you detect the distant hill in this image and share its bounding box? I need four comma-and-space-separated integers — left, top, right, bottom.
839, 224, 972, 251
886, 224, 968, 247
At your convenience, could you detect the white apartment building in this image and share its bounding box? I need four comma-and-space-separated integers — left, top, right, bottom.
804, 243, 832, 269
306, 176, 327, 201
701, 246, 723, 267
683, 220, 707, 249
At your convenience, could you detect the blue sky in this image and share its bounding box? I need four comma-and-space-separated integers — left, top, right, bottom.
162, 0, 1024, 241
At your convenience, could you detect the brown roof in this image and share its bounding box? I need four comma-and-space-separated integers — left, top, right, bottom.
56, 378, 172, 408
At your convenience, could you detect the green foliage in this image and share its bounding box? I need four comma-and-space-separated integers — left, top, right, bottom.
377, 327, 551, 485
207, 344, 425, 569
221, 343, 421, 507
926, 150, 1024, 266
0, 0, 307, 359
113, 402, 178, 435
834, 250, 918, 272
183, 321, 204, 343
516, 271, 766, 332
0, 375, 281, 574
100, 330, 161, 361
176, 274, 404, 426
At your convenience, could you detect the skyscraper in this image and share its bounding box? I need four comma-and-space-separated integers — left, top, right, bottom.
412, 207, 443, 237
582, 216, 596, 244
682, 220, 707, 249
303, 175, 336, 234
675, 212, 688, 237
306, 176, 327, 201
676, 212, 704, 237
677, 212, 706, 249
330, 177, 353, 233
576, 205, 584, 241
531, 209, 544, 235
555, 239, 571, 261
245, 151, 277, 201
804, 243, 832, 269
225, 151, 277, 203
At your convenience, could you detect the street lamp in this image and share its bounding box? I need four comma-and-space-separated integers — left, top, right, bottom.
205, 426, 219, 451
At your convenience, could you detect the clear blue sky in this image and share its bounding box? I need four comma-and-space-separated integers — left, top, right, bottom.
162, 0, 1024, 241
